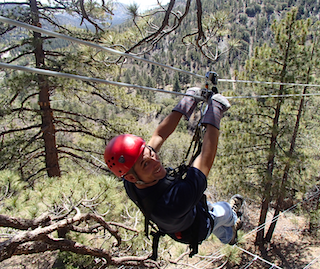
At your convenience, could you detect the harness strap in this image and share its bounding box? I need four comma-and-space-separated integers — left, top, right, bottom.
150, 230, 165, 260
189, 209, 200, 257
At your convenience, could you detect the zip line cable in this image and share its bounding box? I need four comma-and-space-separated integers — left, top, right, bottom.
1, 63, 320, 101
2, 15, 320, 89
0, 16, 204, 80
234, 246, 283, 269
0, 62, 203, 99
302, 254, 320, 269
226, 93, 320, 99
218, 78, 320, 88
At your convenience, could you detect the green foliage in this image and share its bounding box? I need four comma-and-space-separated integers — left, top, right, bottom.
222, 244, 242, 265
0, 169, 152, 260
0, 170, 27, 200
173, 74, 181, 92
308, 208, 320, 236
0, 170, 126, 221
239, 14, 248, 25
55, 252, 97, 269
245, 7, 258, 17
265, 4, 275, 16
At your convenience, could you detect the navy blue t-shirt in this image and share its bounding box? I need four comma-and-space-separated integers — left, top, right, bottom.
124, 167, 211, 242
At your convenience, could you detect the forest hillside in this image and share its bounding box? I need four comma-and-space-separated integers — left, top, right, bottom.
0, 0, 319, 268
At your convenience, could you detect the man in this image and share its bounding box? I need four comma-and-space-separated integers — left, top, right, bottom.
104, 87, 243, 258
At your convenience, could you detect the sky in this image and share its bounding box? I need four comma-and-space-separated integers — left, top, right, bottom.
0, 0, 171, 12
119, 0, 170, 12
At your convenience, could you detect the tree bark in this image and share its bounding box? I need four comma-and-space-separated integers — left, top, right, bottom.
29, 0, 60, 177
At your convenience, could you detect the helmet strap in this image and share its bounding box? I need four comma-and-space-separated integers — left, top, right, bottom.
127, 167, 146, 185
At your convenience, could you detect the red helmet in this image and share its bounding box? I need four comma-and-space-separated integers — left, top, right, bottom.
104, 134, 145, 177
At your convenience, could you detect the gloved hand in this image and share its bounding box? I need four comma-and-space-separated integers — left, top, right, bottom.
201, 93, 231, 130
172, 87, 205, 120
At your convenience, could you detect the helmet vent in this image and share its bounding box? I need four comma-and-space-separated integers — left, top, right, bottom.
118, 155, 125, 163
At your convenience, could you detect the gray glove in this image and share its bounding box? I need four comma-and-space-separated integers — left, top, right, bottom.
201, 94, 231, 130
172, 87, 205, 120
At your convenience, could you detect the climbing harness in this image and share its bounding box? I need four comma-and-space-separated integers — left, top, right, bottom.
124, 168, 214, 260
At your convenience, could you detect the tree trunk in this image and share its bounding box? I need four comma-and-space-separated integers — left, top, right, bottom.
255, 14, 295, 245
30, 0, 60, 177
266, 79, 310, 242
255, 187, 271, 245
255, 86, 283, 246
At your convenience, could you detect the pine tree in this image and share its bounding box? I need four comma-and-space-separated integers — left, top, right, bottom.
173, 74, 181, 92
214, 8, 320, 246
0, 1, 151, 180
248, 9, 318, 245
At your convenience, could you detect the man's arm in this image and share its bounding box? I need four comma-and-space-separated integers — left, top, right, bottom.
149, 113, 220, 177
148, 87, 202, 152
148, 111, 182, 153
148, 91, 229, 178
192, 94, 230, 177
192, 125, 219, 177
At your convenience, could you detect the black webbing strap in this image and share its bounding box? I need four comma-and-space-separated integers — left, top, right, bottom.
150, 230, 165, 260
188, 194, 214, 258
183, 123, 203, 167
189, 211, 200, 257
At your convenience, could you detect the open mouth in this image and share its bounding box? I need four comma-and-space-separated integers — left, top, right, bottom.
155, 167, 161, 174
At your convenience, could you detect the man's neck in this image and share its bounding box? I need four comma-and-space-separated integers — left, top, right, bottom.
135, 177, 164, 189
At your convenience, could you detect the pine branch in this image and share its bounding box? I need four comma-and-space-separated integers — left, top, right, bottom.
0, 124, 42, 136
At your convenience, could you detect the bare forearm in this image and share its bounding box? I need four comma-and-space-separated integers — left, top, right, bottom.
192, 125, 219, 177
148, 111, 183, 152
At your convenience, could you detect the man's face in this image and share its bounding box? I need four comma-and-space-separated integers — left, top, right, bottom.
133, 145, 167, 185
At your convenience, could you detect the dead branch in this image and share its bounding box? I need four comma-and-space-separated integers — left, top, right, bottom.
123, 0, 232, 61
126, 0, 191, 55
78, 0, 104, 32
108, 222, 138, 233
0, 211, 158, 267
0, 213, 51, 231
